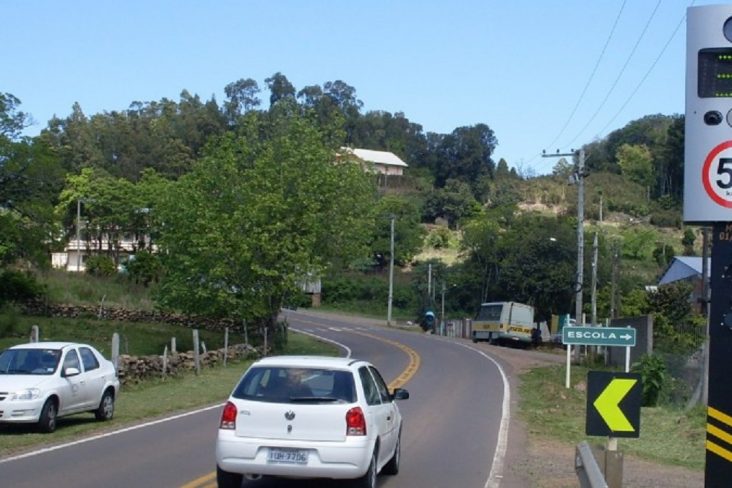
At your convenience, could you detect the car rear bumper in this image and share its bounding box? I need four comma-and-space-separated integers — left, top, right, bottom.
216, 431, 374, 479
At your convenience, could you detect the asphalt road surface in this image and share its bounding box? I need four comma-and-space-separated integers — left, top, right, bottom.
1, 310, 511, 488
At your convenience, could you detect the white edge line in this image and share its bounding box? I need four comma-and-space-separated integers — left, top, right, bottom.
291, 327, 352, 358
449, 340, 511, 488
2, 329, 348, 466
0, 403, 223, 464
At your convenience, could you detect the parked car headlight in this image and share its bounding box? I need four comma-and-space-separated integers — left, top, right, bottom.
10, 388, 41, 401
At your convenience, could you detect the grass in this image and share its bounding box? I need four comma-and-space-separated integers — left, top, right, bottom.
0, 313, 230, 358
39, 269, 156, 311
0, 330, 341, 457
518, 364, 706, 470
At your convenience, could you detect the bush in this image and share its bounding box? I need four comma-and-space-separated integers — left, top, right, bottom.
425, 227, 451, 249
124, 251, 162, 286
85, 255, 117, 277
649, 209, 681, 228
632, 354, 667, 406
0, 270, 45, 305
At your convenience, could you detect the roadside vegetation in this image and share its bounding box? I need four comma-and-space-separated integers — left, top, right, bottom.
519, 364, 706, 470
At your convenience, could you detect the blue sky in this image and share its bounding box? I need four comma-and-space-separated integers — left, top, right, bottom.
1, 0, 723, 175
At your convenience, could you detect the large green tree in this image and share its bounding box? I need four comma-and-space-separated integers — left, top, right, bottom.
154, 111, 377, 330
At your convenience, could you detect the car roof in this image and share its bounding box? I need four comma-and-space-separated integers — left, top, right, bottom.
252, 355, 366, 369
8, 342, 82, 351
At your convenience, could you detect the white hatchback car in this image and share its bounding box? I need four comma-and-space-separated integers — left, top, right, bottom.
216, 355, 410, 488
0, 342, 120, 433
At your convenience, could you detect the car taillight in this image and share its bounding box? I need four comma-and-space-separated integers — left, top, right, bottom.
346, 407, 366, 436
220, 401, 237, 430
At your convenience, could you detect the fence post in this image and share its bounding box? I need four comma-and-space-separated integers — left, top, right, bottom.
224, 327, 229, 368
163, 345, 168, 378
111, 332, 120, 373
30, 325, 39, 343
193, 329, 200, 375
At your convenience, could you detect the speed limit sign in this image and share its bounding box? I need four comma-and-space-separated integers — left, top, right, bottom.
702, 141, 732, 209
684, 5, 732, 223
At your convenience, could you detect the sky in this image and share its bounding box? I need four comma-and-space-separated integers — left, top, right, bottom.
1, 0, 726, 175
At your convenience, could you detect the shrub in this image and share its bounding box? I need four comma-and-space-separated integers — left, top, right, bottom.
124, 251, 162, 286
631, 354, 667, 406
85, 255, 117, 277
425, 227, 451, 249
0, 270, 45, 305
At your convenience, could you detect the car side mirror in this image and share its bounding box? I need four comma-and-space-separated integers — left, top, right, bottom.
63, 367, 80, 377
391, 388, 410, 401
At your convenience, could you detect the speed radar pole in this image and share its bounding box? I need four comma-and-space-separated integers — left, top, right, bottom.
686, 6, 732, 486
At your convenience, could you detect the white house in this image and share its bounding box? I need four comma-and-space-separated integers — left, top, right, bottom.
340, 147, 408, 176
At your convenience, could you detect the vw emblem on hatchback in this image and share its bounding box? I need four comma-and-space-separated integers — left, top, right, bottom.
285, 410, 296, 421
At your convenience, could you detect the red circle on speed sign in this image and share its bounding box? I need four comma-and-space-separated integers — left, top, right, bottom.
702, 140, 732, 208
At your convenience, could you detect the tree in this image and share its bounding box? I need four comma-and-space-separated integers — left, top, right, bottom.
370, 195, 425, 267
224, 78, 261, 121
617, 144, 653, 196
265, 72, 296, 107
154, 112, 377, 333
0, 94, 62, 269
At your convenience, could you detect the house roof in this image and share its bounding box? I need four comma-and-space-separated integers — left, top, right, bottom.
658, 256, 711, 285
341, 147, 408, 168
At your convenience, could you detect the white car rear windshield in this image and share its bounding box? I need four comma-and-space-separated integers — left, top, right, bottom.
233, 366, 356, 404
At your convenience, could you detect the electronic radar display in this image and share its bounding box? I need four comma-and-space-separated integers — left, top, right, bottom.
685, 6, 732, 223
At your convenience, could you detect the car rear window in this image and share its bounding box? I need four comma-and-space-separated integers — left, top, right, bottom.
233, 366, 356, 404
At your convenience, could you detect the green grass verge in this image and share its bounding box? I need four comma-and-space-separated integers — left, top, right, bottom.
518, 364, 706, 470
0, 314, 230, 358
0, 330, 341, 456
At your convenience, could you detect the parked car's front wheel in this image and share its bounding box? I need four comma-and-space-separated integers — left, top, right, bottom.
38, 398, 57, 433
216, 465, 243, 488
95, 389, 115, 420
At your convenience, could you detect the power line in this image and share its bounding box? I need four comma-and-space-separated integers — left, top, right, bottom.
544, 0, 628, 152
597, 2, 694, 134
563, 0, 662, 149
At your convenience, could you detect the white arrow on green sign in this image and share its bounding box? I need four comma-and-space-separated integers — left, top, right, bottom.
562, 326, 636, 347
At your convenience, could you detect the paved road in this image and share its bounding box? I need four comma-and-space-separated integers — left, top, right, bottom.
1, 310, 512, 488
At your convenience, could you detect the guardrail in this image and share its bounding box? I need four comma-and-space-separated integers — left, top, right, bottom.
575, 441, 608, 488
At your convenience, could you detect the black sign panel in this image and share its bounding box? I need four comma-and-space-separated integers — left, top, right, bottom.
586, 371, 642, 438
706, 222, 732, 486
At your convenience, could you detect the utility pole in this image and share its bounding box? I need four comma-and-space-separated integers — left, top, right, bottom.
76, 199, 82, 272
543, 148, 586, 326
387, 215, 395, 326
591, 232, 598, 327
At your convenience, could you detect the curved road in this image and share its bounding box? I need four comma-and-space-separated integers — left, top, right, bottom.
1, 310, 512, 488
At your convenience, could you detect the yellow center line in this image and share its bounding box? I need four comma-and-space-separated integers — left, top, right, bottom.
180, 321, 420, 488
179, 471, 215, 488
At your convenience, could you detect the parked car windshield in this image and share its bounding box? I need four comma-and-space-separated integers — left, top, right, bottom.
233, 366, 356, 404
0, 348, 62, 375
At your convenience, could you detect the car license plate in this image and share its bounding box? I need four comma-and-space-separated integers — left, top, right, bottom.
267, 447, 309, 465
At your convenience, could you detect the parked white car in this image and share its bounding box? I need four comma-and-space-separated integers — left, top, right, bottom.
0, 342, 120, 433
215, 355, 410, 488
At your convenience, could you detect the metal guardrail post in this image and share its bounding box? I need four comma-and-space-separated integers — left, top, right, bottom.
576, 441, 608, 488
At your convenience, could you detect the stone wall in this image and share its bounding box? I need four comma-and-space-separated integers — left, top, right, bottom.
22, 301, 242, 332
117, 343, 260, 385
